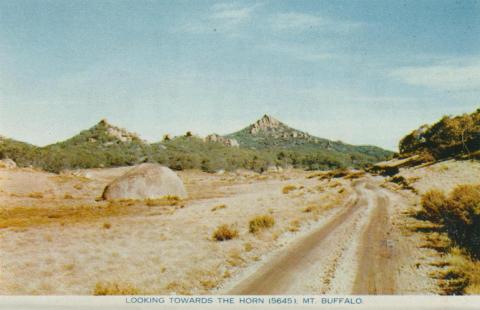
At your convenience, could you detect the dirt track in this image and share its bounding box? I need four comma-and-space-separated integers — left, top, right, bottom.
228, 178, 399, 294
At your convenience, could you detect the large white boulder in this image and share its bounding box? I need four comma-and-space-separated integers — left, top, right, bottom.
102, 163, 187, 200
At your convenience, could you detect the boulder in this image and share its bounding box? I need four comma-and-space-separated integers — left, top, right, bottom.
102, 163, 187, 200
0, 158, 17, 169
205, 134, 239, 148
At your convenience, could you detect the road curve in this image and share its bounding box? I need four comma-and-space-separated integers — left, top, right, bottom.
227, 178, 396, 294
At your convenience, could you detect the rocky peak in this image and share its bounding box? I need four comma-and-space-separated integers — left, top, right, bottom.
250, 114, 284, 134
91, 119, 143, 143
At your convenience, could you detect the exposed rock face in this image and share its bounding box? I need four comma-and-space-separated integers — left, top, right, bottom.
102, 163, 187, 200
97, 119, 144, 143
247, 115, 313, 140
205, 134, 239, 147
250, 115, 281, 134
0, 158, 17, 169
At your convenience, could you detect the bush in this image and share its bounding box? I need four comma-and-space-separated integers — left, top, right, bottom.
282, 185, 297, 194
249, 215, 275, 233
212, 224, 238, 241
421, 190, 448, 222
400, 109, 480, 159
421, 184, 480, 258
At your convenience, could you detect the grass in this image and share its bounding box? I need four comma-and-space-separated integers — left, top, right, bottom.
145, 196, 181, 207
282, 185, 297, 194
28, 192, 44, 199
211, 204, 227, 212
429, 247, 480, 295
93, 281, 139, 295
288, 219, 301, 232
418, 184, 480, 294
212, 224, 238, 241
249, 215, 275, 233
0, 202, 134, 229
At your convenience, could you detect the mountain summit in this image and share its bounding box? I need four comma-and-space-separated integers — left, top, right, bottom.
227, 114, 319, 148
59, 119, 145, 146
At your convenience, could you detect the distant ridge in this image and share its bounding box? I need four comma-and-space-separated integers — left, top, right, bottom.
0, 115, 392, 173
226, 114, 391, 157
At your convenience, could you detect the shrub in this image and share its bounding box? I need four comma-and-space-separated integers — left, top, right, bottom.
421, 190, 448, 222
249, 215, 275, 233
93, 282, 139, 295
212, 224, 238, 241
282, 185, 297, 194
421, 184, 480, 258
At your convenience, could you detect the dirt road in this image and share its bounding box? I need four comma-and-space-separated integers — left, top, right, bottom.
227, 178, 398, 294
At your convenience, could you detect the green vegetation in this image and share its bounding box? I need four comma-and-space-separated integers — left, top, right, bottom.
0, 117, 392, 173
399, 109, 480, 160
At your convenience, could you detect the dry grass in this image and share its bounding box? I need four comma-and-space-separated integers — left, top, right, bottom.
145, 196, 181, 207
93, 281, 139, 295
429, 247, 480, 295
227, 249, 245, 267
282, 185, 297, 194
288, 219, 301, 232
212, 224, 239, 241
249, 215, 275, 233
0, 202, 134, 229
211, 204, 227, 212
28, 192, 44, 199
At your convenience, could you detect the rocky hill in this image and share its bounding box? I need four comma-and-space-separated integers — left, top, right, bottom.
55, 119, 146, 147
0, 116, 392, 173
226, 114, 391, 159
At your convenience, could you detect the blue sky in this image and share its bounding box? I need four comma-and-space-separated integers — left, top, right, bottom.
0, 0, 479, 150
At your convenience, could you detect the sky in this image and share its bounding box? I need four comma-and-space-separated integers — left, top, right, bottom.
0, 0, 479, 151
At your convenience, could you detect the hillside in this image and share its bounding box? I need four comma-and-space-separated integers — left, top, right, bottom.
226, 114, 392, 160
399, 109, 480, 160
0, 116, 392, 173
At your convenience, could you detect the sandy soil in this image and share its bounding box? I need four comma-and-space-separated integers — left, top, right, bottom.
0, 166, 352, 295
1, 160, 465, 295
397, 160, 480, 194
224, 177, 437, 295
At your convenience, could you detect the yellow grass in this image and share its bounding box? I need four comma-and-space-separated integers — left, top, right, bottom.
145, 196, 181, 207
212, 224, 238, 241
0, 202, 133, 229
282, 185, 297, 194
28, 192, 44, 199
211, 204, 227, 212
249, 215, 275, 233
93, 282, 139, 295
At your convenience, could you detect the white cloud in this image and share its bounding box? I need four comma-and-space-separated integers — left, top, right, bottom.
270, 12, 363, 33
391, 59, 480, 92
